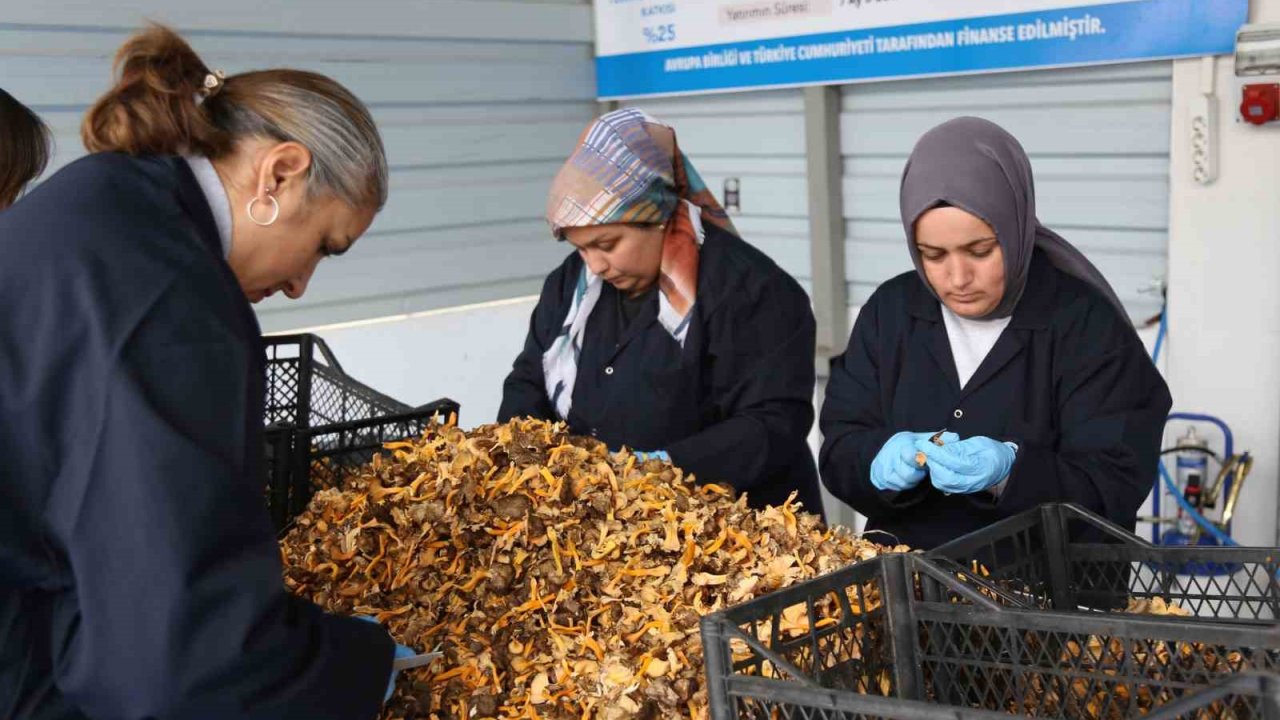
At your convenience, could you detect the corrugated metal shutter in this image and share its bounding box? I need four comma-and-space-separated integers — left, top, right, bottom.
0, 1, 597, 332
622, 89, 812, 294
841, 62, 1172, 323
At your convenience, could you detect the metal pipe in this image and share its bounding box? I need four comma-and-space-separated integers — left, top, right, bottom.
1221, 453, 1253, 530
803, 85, 848, 379
1202, 455, 1235, 509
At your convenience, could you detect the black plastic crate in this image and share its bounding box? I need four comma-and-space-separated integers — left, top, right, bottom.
265, 334, 411, 427
1144, 673, 1280, 720
701, 553, 1280, 719
262, 334, 459, 528
694, 673, 1280, 720
926, 504, 1280, 622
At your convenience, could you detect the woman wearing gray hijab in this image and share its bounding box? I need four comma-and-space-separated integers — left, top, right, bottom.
819, 117, 1171, 550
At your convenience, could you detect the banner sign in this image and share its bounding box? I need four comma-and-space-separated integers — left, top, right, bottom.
594, 0, 1248, 99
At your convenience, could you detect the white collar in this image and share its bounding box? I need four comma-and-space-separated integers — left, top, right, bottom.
183, 155, 233, 259
940, 303, 1012, 331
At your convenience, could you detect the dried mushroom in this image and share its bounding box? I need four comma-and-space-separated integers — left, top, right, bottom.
280, 418, 902, 719
947, 563, 1254, 719
915, 430, 948, 467
1010, 596, 1252, 719
1124, 596, 1193, 618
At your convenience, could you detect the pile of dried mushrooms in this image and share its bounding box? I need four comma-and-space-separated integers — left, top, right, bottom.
281, 418, 901, 719
280, 418, 1256, 720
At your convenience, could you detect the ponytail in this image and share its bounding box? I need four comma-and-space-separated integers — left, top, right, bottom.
81, 24, 231, 157
82, 24, 387, 210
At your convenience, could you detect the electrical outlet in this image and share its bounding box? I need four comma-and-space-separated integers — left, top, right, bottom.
1190, 93, 1218, 185
722, 177, 741, 214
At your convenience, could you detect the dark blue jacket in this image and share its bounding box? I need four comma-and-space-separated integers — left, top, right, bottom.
500, 224, 822, 515
0, 154, 390, 719
820, 251, 1171, 549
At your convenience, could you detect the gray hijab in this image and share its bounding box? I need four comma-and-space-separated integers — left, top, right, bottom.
900, 116, 1128, 322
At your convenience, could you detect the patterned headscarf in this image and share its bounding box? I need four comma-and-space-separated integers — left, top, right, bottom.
542, 109, 735, 419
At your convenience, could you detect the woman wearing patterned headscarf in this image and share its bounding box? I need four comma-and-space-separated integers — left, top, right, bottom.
820, 117, 1170, 549
500, 108, 822, 514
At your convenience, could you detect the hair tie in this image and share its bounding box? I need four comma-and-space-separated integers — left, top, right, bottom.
198, 69, 226, 99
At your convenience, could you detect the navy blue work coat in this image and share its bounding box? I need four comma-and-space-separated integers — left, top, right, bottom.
820, 251, 1172, 549
499, 224, 822, 515
0, 154, 390, 719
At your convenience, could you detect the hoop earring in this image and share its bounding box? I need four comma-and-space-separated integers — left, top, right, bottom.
247, 195, 280, 227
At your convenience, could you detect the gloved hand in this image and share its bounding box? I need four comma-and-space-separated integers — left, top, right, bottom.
355, 615, 417, 702
634, 450, 671, 463
870, 431, 956, 492
914, 435, 1017, 495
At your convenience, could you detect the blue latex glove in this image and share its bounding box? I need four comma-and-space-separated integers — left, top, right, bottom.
915, 435, 1017, 495
870, 431, 956, 492
634, 450, 671, 463
355, 615, 416, 702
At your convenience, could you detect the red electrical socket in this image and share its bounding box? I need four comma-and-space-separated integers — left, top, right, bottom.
1240, 83, 1280, 125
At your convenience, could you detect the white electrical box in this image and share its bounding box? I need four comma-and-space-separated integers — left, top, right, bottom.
1236, 23, 1280, 77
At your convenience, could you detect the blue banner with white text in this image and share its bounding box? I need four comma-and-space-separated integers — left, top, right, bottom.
594, 0, 1247, 99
